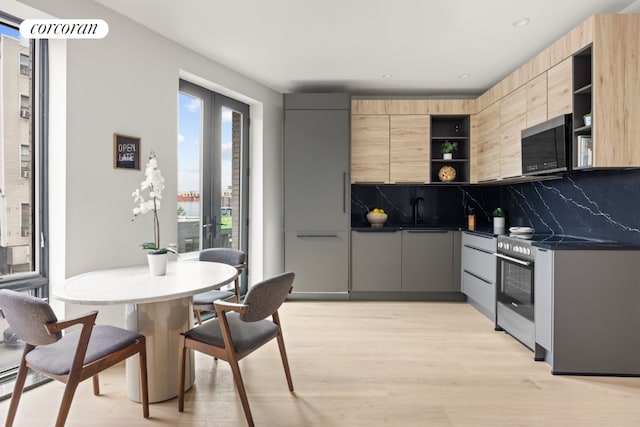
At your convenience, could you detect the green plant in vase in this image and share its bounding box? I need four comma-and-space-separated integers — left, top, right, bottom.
441, 140, 458, 160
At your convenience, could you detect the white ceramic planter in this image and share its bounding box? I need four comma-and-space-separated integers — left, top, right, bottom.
493, 217, 506, 235
584, 116, 592, 127
147, 252, 168, 276
443, 153, 453, 160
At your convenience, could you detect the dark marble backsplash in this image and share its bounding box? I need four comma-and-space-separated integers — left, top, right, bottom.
351, 168, 640, 244
501, 169, 640, 244
351, 184, 500, 229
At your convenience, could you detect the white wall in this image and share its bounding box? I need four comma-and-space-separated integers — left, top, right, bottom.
13, 0, 284, 325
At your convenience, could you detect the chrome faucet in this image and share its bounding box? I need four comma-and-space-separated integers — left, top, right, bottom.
412, 197, 424, 225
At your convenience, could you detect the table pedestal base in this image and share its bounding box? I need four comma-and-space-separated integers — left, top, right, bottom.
124, 297, 195, 402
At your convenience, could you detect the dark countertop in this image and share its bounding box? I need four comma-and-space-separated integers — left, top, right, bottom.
532, 239, 640, 250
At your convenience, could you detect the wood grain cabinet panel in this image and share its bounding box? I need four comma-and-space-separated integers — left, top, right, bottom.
592, 14, 640, 167
474, 102, 501, 182
500, 87, 527, 179
390, 115, 430, 183
547, 57, 573, 119
351, 115, 390, 183
526, 73, 548, 127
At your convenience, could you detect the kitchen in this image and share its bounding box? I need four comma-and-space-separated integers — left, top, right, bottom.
284, 12, 640, 377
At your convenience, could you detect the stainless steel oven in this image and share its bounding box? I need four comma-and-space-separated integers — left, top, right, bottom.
495, 235, 536, 349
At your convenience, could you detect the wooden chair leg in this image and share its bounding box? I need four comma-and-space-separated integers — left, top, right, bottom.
195, 310, 203, 325
92, 374, 100, 395
234, 277, 241, 303
5, 355, 30, 427
276, 331, 294, 391
228, 354, 254, 427
55, 380, 80, 427
178, 336, 187, 412
138, 341, 150, 418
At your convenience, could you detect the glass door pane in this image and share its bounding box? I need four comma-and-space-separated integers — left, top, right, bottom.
218, 106, 243, 250
177, 92, 202, 254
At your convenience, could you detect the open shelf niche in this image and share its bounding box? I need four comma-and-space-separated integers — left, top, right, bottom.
430, 115, 470, 183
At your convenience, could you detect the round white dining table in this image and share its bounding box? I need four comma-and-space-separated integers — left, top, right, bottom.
53, 260, 238, 403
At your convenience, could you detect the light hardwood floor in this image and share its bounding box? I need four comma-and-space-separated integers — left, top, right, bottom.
2, 301, 640, 426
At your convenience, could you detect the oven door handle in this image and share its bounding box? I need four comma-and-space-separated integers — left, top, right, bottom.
494, 253, 531, 267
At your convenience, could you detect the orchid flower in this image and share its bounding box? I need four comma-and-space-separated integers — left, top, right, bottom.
131, 151, 175, 255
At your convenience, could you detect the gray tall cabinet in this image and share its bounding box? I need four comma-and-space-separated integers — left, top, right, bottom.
284, 94, 350, 298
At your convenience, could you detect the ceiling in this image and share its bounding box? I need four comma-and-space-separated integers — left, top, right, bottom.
94, 0, 640, 96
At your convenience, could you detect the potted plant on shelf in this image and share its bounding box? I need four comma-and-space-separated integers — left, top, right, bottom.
492, 207, 506, 234
441, 140, 458, 160
583, 112, 592, 127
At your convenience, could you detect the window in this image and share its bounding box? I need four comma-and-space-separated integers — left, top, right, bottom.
20, 94, 30, 119
20, 144, 30, 177
19, 53, 29, 76
0, 13, 49, 398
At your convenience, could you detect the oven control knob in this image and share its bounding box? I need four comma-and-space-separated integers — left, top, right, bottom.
516, 246, 522, 253
498, 242, 503, 249
504, 243, 510, 250
526, 248, 531, 255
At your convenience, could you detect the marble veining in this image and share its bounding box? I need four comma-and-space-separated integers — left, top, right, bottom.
501, 169, 640, 244
351, 170, 640, 244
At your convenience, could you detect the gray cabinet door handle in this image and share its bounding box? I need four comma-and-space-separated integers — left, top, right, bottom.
296, 234, 339, 238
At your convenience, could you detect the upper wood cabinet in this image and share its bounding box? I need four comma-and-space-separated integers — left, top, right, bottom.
351, 115, 390, 183
500, 87, 527, 179
474, 102, 501, 182
547, 57, 573, 119
390, 115, 430, 183
526, 73, 547, 127
590, 14, 640, 167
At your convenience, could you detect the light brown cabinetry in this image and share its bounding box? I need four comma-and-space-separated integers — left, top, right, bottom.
547, 57, 573, 119
526, 73, 547, 127
390, 115, 430, 183
500, 86, 527, 179
351, 115, 389, 183
590, 14, 640, 167
351, 101, 431, 184
474, 102, 501, 182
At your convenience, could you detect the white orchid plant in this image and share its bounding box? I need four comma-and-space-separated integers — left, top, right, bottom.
131, 151, 176, 255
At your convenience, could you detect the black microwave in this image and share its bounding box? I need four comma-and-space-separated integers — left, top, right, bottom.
521, 114, 572, 175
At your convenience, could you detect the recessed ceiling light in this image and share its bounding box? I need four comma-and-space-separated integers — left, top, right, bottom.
512, 18, 530, 28
381, 73, 393, 79
458, 73, 470, 79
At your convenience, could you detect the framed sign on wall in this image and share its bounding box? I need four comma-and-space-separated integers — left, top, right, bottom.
113, 133, 141, 170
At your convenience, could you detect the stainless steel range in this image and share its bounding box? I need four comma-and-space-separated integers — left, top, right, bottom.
495, 234, 536, 350
495, 233, 592, 353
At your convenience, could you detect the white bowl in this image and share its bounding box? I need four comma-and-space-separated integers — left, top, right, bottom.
366, 212, 388, 228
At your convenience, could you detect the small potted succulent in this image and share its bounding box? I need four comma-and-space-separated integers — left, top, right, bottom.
492, 207, 506, 234
441, 140, 458, 160
583, 112, 592, 127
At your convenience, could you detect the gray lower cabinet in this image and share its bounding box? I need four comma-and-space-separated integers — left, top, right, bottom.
534, 247, 640, 375
284, 94, 350, 297
351, 231, 402, 292
284, 232, 349, 294
461, 232, 497, 321
351, 230, 460, 295
402, 230, 456, 292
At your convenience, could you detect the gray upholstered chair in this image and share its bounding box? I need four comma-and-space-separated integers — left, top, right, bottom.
0, 290, 149, 427
178, 271, 295, 427
193, 248, 246, 324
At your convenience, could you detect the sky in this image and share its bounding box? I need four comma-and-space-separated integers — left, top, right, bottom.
178, 93, 234, 193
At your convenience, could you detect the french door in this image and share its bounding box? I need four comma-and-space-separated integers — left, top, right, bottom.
177, 80, 249, 287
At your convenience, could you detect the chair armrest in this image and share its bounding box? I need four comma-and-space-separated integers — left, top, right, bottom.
214, 300, 248, 315
234, 263, 247, 272
45, 310, 98, 334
